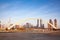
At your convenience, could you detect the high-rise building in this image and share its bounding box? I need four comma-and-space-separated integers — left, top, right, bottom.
0, 21, 1, 28
42, 24, 44, 29
36, 19, 44, 28
37, 19, 39, 28
48, 19, 53, 30
40, 19, 42, 28
26, 23, 33, 28
39, 19, 44, 29
54, 19, 57, 28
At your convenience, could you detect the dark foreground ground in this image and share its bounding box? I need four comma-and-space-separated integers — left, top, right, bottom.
0, 32, 60, 40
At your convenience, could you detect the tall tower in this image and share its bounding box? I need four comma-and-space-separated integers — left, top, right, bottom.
48, 19, 53, 31
54, 19, 57, 28
0, 21, 1, 28
42, 24, 44, 29
37, 19, 39, 28
40, 19, 42, 28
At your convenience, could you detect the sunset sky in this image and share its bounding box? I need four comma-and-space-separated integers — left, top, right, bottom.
0, 0, 60, 28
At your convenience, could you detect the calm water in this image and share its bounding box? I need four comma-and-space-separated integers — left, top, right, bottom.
0, 32, 60, 40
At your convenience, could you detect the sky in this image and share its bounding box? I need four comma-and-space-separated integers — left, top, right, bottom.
0, 0, 60, 28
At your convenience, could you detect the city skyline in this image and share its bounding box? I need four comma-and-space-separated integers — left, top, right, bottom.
0, 0, 60, 28
0, 18, 59, 29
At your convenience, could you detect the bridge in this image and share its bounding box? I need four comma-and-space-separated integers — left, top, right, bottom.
7, 18, 57, 29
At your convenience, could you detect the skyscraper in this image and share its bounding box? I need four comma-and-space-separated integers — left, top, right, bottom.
37, 19, 39, 28
40, 19, 42, 28
54, 19, 57, 28
36, 19, 44, 28
0, 21, 1, 28
48, 19, 53, 31
42, 24, 44, 29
